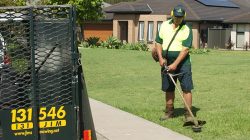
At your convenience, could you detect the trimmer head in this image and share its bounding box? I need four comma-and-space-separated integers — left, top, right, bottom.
183, 120, 206, 133
192, 125, 202, 132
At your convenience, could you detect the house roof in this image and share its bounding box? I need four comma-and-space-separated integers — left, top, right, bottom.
224, 12, 250, 23
102, 2, 113, 21
104, 2, 152, 14
189, 0, 250, 23
104, 0, 250, 23
222, 0, 250, 23
102, 2, 112, 8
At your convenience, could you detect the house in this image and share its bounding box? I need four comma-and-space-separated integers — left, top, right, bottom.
85, 0, 250, 50
83, 2, 113, 41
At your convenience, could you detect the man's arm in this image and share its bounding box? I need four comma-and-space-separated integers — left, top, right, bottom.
155, 43, 165, 67
168, 47, 189, 71
155, 22, 165, 67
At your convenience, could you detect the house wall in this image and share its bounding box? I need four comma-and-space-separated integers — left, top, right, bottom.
113, 14, 137, 43
84, 22, 113, 41
231, 24, 250, 50
135, 14, 168, 49
191, 22, 199, 49
113, 14, 200, 49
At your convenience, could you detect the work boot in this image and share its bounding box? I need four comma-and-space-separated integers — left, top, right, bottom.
184, 108, 194, 122
160, 105, 174, 121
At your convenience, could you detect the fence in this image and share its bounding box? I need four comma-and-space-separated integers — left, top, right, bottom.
0, 5, 96, 140
207, 28, 232, 49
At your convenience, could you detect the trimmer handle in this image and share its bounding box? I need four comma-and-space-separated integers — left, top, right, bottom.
162, 63, 169, 74
163, 63, 169, 71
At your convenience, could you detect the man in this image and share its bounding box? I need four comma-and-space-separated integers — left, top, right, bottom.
155, 5, 194, 122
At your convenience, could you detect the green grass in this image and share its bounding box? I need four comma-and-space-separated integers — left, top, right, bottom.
80, 48, 250, 140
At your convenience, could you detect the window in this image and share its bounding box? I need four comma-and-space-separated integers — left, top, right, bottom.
236, 32, 244, 48
157, 21, 163, 32
236, 24, 245, 48
147, 21, 154, 42
138, 21, 144, 41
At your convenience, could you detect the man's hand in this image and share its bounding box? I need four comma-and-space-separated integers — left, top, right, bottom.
159, 58, 166, 67
167, 63, 178, 71
151, 47, 159, 62
168, 47, 189, 71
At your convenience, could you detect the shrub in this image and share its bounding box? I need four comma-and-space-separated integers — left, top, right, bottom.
189, 48, 210, 54
225, 38, 234, 50
122, 41, 148, 51
98, 37, 149, 51
243, 42, 249, 51
5, 43, 29, 74
7, 43, 22, 57
100, 36, 123, 49
122, 42, 132, 50
134, 41, 148, 51
11, 58, 29, 74
85, 37, 100, 46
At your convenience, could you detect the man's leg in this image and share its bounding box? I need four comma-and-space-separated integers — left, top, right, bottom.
160, 67, 177, 121
166, 91, 175, 109
183, 91, 193, 122
183, 91, 192, 108
178, 64, 194, 122
160, 91, 175, 121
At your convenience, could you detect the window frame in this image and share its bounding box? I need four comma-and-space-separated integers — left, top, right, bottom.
147, 21, 154, 42
138, 21, 145, 41
157, 21, 163, 32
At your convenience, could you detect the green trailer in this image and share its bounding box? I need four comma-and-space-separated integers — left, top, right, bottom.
0, 5, 96, 140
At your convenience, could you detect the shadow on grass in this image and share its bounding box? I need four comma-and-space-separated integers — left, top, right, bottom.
174, 106, 200, 117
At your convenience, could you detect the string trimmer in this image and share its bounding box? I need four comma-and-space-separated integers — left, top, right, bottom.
162, 64, 206, 132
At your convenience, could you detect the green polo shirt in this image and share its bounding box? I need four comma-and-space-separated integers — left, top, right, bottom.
155, 19, 192, 65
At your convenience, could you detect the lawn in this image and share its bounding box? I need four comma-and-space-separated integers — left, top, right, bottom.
79, 48, 250, 140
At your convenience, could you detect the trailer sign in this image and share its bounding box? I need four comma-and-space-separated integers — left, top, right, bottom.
0, 105, 75, 140
11, 106, 66, 130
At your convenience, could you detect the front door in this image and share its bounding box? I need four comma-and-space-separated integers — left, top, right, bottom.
119, 21, 128, 43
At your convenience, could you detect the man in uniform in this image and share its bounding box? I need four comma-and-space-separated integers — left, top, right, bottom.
155, 5, 194, 122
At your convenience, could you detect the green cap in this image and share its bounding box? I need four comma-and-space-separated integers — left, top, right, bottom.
173, 5, 186, 17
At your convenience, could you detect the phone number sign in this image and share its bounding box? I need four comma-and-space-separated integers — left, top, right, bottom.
0, 105, 76, 140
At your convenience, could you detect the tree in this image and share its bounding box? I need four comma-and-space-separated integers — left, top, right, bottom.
0, 0, 104, 40
0, 0, 26, 6
46, 0, 104, 40
68, 0, 103, 22
35, 0, 104, 22
1, 0, 104, 22
104, 0, 135, 4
